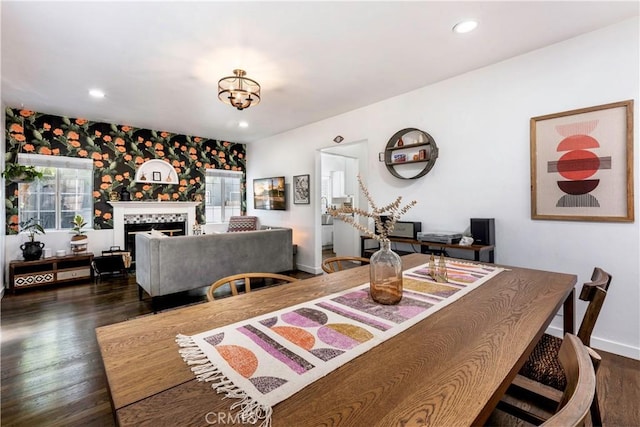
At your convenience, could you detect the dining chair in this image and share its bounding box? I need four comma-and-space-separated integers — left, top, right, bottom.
495, 333, 599, 427
321, 256, 370, 274
206, 272, 298, 301
509, 267, 611, 426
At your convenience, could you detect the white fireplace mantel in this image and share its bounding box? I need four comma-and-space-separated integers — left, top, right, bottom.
108, 201, 201, 249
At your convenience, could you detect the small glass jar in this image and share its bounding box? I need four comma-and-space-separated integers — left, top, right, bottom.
369, 239, 403, 304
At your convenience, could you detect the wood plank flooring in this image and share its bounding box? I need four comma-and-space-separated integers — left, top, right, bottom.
2, 271, 639, 427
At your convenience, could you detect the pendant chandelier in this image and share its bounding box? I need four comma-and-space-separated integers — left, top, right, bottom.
217, 69, 261, 110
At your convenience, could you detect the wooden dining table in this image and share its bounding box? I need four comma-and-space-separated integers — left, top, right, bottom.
96, 253, 576, 426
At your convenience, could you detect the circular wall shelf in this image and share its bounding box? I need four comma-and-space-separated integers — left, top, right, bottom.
135, 159, 179, 184
384, 128, 438, 180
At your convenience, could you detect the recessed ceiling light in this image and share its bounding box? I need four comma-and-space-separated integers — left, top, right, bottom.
89, 89, 105, 98
238, 121, 249, 128
452, 20, 478, 34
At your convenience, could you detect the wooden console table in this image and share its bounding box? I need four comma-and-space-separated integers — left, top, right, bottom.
8, 253, 94, 292
361, 236, 495, 263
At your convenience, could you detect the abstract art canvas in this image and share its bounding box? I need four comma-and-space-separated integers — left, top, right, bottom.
531, 100, 634, 222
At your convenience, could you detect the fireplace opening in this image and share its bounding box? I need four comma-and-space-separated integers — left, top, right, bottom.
125, 221, 186, 263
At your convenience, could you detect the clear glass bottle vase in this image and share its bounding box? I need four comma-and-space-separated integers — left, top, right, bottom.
369, 239, 403, 304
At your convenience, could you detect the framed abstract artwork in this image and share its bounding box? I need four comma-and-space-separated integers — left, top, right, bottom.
293, 174, 310, 204
531, 100, 634, 222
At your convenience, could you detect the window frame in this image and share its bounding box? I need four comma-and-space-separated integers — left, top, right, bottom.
204, 169, 244, 224
17, 154, 94, 231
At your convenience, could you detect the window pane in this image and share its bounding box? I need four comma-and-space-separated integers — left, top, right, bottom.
60, 211, 76, 229
41, 194, 56, 210
40, 212, 56, 229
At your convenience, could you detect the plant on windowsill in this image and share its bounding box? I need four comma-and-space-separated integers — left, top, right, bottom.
1, 163, 43, 183
10, 217, 46, 261
70, 214, 89, 253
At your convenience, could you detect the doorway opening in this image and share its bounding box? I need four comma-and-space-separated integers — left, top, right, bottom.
319, 141, 368, 262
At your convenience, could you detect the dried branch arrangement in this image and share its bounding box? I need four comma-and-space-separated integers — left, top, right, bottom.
327, 175, 417, 241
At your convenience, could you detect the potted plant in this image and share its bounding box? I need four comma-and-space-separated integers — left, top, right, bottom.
11, 217, 46, 261
70, 214, 89, 253
1, 164, 43, 183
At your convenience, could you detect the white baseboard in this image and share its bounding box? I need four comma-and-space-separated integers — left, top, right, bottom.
297, 264, 322, 275
547, 325, 640, 360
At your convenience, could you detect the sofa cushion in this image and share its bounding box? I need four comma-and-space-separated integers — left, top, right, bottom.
227, 216, 258, 232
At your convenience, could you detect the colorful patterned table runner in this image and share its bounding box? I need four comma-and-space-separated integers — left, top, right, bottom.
177, 260, 504, 426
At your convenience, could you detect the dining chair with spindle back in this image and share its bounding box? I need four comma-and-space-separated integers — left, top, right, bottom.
321, 256, 370, 274
206, 272, 298, 302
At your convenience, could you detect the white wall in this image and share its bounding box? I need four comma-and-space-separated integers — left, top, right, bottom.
247, 18, 640, 359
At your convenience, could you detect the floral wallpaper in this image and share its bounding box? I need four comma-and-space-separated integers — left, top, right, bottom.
4, 108, 247, 234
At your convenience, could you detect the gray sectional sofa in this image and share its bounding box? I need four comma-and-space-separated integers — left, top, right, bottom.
135, 227, 294, 299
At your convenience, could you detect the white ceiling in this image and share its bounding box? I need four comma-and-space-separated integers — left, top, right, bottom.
2, 1, 638, 144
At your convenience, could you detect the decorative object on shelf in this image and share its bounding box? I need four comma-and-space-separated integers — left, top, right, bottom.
327, 175, 417, 305
69, 214, 88, 253
135, 159, 178, 184
12, 217, 46, 261
384, 128, 439, 180
109, 191, 120, 201
193, 222, 202, 235
120, 185, 131, 201
293, 174, 310, 204
218, 69, 261, 111
531, 99, 634, 222
393, 153, 407, 163
428, 253, 449, 283
1, 163, 43, 183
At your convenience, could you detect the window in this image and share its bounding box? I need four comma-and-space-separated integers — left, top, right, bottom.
205, 170, 243, 223
17, 154, 93, 230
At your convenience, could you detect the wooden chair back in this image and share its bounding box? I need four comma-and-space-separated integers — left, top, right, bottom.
206, 273, 298, 302
577, 267, 612, 346
542, 334, 598, 427
321, 256, 370, 274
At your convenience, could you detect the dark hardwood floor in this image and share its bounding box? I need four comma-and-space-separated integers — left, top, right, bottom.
2, 269, 639, 427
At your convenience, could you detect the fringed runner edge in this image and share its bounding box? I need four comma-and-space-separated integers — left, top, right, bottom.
176, 334, 273, 427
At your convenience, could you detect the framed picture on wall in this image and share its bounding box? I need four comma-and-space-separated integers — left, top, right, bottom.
293, 174, 310, 204
530, 99, 634, 222
253, 176, 286, 210
152, 171, 161, 182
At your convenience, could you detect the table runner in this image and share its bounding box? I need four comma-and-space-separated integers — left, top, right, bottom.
177, 260, 503, 426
